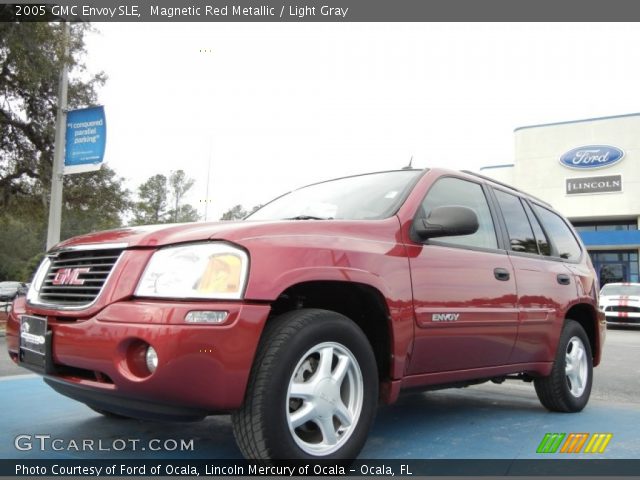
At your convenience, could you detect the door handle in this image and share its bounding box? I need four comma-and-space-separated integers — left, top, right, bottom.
494, 268, 510, 281
557, 274, 571, 285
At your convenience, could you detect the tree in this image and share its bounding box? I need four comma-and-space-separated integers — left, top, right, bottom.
219, 204, 263, 221
0, 22, 106, 209
61, 165, 131, 238
131, 174, 168, 225
131, 170, 200, 225
169, 170, 195, 222
220, 205, 247, 221
0, 164, 131, 281
220, 204, 262, 221
0, 22, 124, 281
170, 204, 200, 223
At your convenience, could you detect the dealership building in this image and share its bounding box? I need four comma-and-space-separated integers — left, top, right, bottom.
482, 113, 640, 286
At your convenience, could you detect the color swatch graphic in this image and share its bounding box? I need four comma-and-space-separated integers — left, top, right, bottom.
537, 433, 613, 454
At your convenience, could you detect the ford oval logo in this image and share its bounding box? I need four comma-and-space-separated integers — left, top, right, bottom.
559, 145, 624, 170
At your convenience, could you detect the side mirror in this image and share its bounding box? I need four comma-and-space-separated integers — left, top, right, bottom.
413, 205, 479, 240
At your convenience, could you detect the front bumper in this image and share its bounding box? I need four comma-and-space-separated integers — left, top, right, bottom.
605, 311, 640, 326
6, 298, 271, 419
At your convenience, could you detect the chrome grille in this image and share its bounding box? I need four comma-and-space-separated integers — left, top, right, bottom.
38, 248, 123, 307
606, 305, 640, 313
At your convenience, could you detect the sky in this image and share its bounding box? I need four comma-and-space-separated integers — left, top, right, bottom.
83, 22, 640, 221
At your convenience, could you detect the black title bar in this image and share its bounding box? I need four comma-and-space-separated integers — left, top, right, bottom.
2, 0, 640, 22
3, 459, 640, 476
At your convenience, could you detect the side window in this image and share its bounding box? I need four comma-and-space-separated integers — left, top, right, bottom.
493, 189, 538, 254
523, 202, 551, 256
420, 177, 497, 249
532, 204, 582, 260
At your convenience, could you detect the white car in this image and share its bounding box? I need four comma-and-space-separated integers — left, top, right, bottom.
599, 282, 640, 327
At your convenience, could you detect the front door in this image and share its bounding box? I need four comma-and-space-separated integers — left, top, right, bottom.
407, 177, 519, 375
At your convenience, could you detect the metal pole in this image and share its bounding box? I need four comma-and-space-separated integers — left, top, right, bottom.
46, 21, 70, 250
204, 145, 211, 222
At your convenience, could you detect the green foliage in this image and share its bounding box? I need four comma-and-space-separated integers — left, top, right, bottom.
0, 212, 46, 282
62, 165, 131, 238
131, 174, 169, 225
131, 170, 199, 225
0, 22, 105, 208
0, 163, 131, 281
168, 170, 195, 223
220, 204, 248, 221
22, 251, 45, 283
0, 23, 127, 281
219, 204, 262, 221
171, 204, 200, 223
220, 204, 262, 220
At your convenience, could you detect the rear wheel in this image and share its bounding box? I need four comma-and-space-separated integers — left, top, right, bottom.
231, 309, 378, 460
534, 319, 593, 412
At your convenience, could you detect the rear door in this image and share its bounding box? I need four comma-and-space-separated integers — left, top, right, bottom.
407, 176, 519, 374
490, 189, 582, 364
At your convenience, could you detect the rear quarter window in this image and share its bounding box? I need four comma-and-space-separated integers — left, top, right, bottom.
532, 204, 582, 261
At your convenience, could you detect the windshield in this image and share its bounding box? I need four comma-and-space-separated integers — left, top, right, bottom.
247, 170, 423, 221
600, 284, 640, 296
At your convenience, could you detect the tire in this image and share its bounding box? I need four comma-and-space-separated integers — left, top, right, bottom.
87, 405, 131, 419
231, 309, 378, 460
534, 319, 593, 412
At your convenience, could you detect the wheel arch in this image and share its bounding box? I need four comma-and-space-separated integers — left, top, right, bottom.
268, 281, 394, 389
565, 302, 601, 366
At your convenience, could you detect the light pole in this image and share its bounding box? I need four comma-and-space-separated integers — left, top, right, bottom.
46, 21, 70, 250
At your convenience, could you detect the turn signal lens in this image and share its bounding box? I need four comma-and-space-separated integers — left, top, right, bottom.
146, 346, 158, 373
196, 255, 242, 294
185, 311, 228, 324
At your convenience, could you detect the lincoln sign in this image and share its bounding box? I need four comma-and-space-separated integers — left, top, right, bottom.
566, 175, 622, 195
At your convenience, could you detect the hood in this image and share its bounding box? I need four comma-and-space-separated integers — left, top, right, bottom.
52, 218, 399, 251
600, 295, 640, 302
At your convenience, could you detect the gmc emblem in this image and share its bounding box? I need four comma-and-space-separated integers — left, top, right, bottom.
52, 267, 90, 286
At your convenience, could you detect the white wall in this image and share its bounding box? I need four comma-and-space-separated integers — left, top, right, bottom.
510, 115, 640, 220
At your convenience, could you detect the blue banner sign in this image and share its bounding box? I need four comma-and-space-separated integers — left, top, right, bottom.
559, 145, 624, 170
64, 106, 106, 174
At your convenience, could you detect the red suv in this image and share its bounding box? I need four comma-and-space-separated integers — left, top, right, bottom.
7, 168, 605, 460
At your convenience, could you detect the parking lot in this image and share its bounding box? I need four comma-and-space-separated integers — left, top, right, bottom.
0, 328, 638, 467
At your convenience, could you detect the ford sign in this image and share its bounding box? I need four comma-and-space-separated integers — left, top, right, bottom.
559, 145, 624, 170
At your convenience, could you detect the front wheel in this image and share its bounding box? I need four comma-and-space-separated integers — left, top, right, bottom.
231, 309, 378, 460
534, 319, 593, 412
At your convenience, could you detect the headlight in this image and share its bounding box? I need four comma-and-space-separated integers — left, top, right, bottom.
26, 257, 51, 304
135, 243, 249, 300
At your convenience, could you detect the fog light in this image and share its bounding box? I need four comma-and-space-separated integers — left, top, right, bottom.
145, 346, 158, 373
185, 310, 228, 324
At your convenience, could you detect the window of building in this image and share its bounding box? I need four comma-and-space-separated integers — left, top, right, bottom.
533, 204, 582, 261
591, 251, 640, 284
420, 177, 497, 250
573, 220, 638, 232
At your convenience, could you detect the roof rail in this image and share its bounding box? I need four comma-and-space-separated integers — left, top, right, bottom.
461, 170, 552, 207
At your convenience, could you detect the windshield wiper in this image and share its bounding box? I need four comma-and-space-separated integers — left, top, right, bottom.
284, 215, 332, 220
